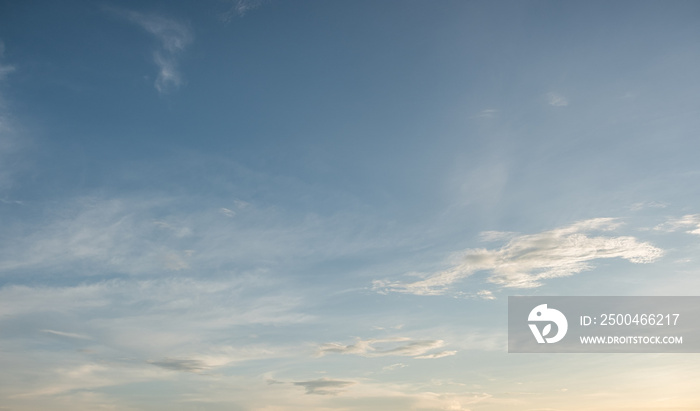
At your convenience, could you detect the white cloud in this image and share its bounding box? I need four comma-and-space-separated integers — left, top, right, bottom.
452, 289, 499, 300
372, 324, 404, 331
414, 350, 457, 359
0, 197, 181, 274
288, 379, 494, 410
0, 117, 21, 192
219, 207, 236, 217
123, 12, 192, 94
0, 186, 414, 285
0, 40, 26, 193
222, 0, 264, 20
233, 199, 251, 209
0, 275, 307, 400
41, 330, 92, 340
0, 182, 425, 281
629, 201, 668, 211
475, 109, 498, 118
654, 214, 700, 235
0, 282, 110, 318
0, 41, 15, 82
382, 363, 408, 372
546, 92, 568, 107
318, 337, 454, 359
374, 218, 663, 293
0, 277, 309, 351
8, 362, 172, 400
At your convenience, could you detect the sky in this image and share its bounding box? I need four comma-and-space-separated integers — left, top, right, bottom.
1, 1, 700, 410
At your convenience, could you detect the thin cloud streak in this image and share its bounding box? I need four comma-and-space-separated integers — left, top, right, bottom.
119, 10, 192, 93
0, 276, 310, 358
0, 42, 14, 81
655, 214, 700, 235
0, 40, 25, 193
629, 201, 668, 211
475, 109, 498, 118
0, 277, 307, 398
318, 337, 455, 359
374, 218, 664, 294
222, 0, 264, 20
414, 350, 457, 359
41, 330, 92, 340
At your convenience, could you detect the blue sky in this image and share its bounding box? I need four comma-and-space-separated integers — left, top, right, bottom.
1, 1, 700, 410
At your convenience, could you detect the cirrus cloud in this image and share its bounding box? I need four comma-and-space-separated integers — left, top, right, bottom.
654, 214, 700, 235
222, 0, 264, 19
374, 218, 664, 294
112, 9, 192, 94
318, 337, 455, 359
546, 92, 568, 106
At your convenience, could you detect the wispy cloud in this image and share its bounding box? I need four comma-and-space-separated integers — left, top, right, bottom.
219, 207, 236, 217
318, 337, 455, 359
0, 276, 305, 398
451, 290, 499, 300
0, 196, 181, 274
293, 378, 355, 395
0, 40, 25, 193
546, 92, 568, 107
0, 40, 15, 82
374, 218, 663, 293
41, 330, 92, 340
119, 11, 192, 94
382, 363, 408, 372
222, 0, 264, 20
0, 186, 417, 280
475, 109, 498, 118
629, 201, 668, 211
414, 350, 457, 359
5, 359, 168, 399
0, 277, 308, 353
476, 290, 495, 300
0, 114, 21, 192
655, 214, 700, 235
